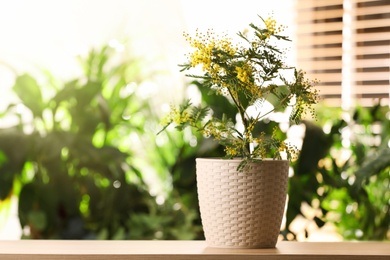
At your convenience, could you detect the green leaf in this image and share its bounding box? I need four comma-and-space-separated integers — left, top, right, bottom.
112, 227, 126, 240
12, 74, 45, 118
75, 81, 102, 108
96, 228, 109, 240
28, 210, 47, 231
179, 99, 192, 112
191, 106, 209, 123
266, 85, 290, 108
354, 147, 390, 192
52, 79, 78, 105
0, 166, 14, 200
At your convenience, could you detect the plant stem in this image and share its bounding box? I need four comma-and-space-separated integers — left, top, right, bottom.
226, 87, 252, 155
253, 92, 291, 123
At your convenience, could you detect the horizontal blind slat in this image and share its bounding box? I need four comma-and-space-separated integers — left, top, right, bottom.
307, 73, 343, 81
355, 85, 390, 94
297, 9, 344, 23
297, 60, 343, 70
300, 61, 390, 71
354, 59, 390, 68
299, 22, 344, 33
316, 86, 343, 95
355, 18, 390, 29
298, 0, 343, 9
355, 6, 390, 15
355, 31, 390, 41
297, 48, 343, 57
297, 35, 343, 45
355, 45, 390, 55
354, 71, 390, 80
352, 0, 389, 4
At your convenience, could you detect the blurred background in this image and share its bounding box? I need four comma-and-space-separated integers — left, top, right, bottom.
0, 0, 389, 241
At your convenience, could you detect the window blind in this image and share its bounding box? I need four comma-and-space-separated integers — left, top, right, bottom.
296, 0, 390, 107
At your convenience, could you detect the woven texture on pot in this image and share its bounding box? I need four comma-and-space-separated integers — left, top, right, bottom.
196, 158, 289, 248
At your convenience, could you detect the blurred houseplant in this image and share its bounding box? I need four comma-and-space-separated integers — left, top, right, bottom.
160, 16, 319, 248
0, 44, 152, 239
284, 103, 390, 241
0, 43, 197, 240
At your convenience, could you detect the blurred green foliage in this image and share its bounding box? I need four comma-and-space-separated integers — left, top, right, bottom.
284, 104, 390, 240
0, 44, 199, 239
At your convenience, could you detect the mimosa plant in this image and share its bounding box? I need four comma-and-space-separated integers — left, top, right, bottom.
160, 16, 319, 169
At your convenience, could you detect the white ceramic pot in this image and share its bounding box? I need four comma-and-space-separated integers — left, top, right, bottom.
196, 158, 289, 248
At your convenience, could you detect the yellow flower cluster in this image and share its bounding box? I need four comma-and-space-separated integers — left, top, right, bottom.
160, 105, 192, 126
224, 146, 238, 157
201, 120, 230, 141
188, 39, 213, 69
224, 138, 243, 157
290, 71, 320, 121
235, 64, 253, 86
184, 30, 237, 80
264, 17, 284, 38
223, 131, 268, 159
235, 63, 266, 99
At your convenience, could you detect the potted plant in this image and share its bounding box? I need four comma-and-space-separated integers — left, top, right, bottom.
159, 16, 319, 248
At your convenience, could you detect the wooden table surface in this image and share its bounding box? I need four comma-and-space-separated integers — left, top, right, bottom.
0, 240, 389, 259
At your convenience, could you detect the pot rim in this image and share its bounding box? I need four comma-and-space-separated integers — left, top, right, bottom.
195, 157, 289, 163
